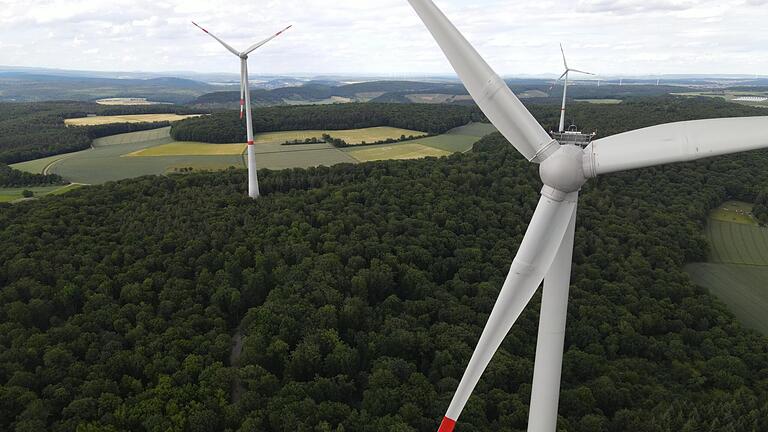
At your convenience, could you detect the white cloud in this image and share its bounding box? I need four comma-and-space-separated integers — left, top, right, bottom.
0, 0, 766, 76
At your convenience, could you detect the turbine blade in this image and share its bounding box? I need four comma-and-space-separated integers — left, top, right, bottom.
560, 43, 568, 69
192, 21, 241, 57
568, 68, 595, 76
408, 0, 557, 163
243, 25, 292, 56
240, 60, 246, 120
584, 116, 768, 176
440, 191, 578, 430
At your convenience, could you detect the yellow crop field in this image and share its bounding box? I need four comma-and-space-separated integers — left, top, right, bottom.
65, 114, 201, 126
125, 142, 246, 157
346, 143, 451, 162
252, 127, 427, 145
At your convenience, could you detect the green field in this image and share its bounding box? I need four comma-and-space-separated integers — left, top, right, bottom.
710, 200, 758, 225
93, 127, 174, 147
11, 122, 495, 185
0, 184, 81, 203
127, 142, 246, 157
345, 143, 451, 162
685, 202, 768, 333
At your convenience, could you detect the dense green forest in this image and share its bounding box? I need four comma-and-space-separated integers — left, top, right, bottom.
0, 102, 204, 164
0, 163, 63, 187
170, 103, 484, 143
2, 97, 768, 431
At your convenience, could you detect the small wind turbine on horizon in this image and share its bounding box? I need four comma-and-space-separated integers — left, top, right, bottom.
192, 21, 292, 199
405, 1, 768, 431
551, 44, 594, 133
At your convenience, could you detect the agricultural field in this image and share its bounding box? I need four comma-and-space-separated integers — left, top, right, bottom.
345, 143, 451, 162
575, 99, 623, 104
252, 126, 428, 145
685, 201, 768, 333
64, 114, 201, 126
0, 184, 81, 203
127, 143, 246, 157
672, 90, 768, 108
96, 98, 171, 106
12, 122, 495, 185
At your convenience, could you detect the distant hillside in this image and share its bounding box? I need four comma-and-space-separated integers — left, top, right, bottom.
190, 80, 697, 109
0, 73, 220, 104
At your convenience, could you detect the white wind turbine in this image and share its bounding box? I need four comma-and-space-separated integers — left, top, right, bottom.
553, 44, 594, 132
193, 21, 292, 199
405, 1, 768, 432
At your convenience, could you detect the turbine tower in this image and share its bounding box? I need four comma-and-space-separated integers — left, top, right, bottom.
193, 21, 292, 199
405, 1, 768, 432
553, 44, 594, 133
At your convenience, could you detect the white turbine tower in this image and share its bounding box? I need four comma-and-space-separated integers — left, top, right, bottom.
192, 21, 292, 199
553, 44, 594, 132
405, 1, 768, 432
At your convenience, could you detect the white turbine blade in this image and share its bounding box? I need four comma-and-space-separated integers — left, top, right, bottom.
560, 43, 568, 69
243, 25, 292, 56
239, 60, 246, 120
584, 116, 768, 176
408, 0, 557, 162
439, 192, 578, 431
192, 21, 241, 57
569, 68, 595, 76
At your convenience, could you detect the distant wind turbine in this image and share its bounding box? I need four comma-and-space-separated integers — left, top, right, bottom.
405, 1, 768, 431
552, 44, 594, 132
192, 21, 292, 199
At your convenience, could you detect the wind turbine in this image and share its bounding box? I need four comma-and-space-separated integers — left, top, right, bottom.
192, 21, 292, 199
405, 1, 768, 432
553, 44, 594, 132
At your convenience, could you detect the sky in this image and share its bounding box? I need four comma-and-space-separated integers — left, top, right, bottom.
1, 0, 767, 78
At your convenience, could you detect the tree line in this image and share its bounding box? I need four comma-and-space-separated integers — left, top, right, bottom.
0, 163, 63, 187
0, 102, 204, 164
170, 103, 484, 143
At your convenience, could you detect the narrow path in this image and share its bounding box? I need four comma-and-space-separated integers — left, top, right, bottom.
229, 330, 246, 404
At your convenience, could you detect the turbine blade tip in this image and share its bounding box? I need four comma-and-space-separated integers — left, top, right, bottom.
437, 417, 456, 432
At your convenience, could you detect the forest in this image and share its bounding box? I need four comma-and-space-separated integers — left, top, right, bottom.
0, 163, 63, 187
170, 103, 484, 143
0, 102, 203, 164
1, 96, 768, 431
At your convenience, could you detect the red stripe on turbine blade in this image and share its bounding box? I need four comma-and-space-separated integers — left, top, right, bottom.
437, 417, 456, 432
247, 140, 254, 145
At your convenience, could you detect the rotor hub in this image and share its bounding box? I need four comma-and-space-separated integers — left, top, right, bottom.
539, 145, 588, 193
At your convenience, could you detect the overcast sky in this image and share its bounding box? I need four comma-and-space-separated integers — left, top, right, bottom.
1, 0, 767, 77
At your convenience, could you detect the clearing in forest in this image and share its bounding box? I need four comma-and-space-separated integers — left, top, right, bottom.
685, 201, 768, 334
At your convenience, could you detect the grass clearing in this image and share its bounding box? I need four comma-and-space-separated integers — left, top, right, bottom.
0, 184, 81, 203
126, 142, 246, 157
346, 143, 451, 162
710, 200, 758, 225
686, 263, 768, 334
65, 114, 201, 126
576, 99, 623, 104
685, 202, 768, 334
